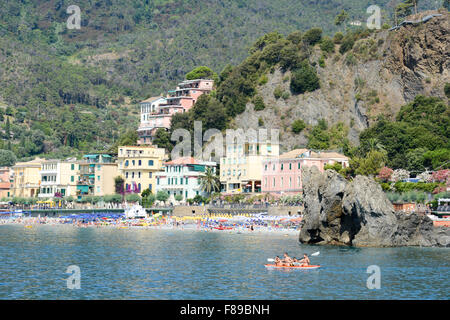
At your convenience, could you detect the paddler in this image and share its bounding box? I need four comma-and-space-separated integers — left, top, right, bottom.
298, 253, 310, 266
282, 252, 294, 266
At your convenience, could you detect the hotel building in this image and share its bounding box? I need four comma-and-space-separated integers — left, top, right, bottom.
154, 157, 217, 200
117, 145, 167, 194
137, 79, 214, 144
38, 159, 80, 198
220, 137, 279, 194
77, 154, 118, 198
261, 149, 349, 194
11, 158, 44, 198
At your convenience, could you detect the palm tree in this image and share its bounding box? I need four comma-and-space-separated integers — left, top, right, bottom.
366, 138, 386, 154
199, 167, 221, 196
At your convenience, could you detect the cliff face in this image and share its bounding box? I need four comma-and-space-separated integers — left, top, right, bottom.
299, 166, 450, 247
233, 11, 449, 151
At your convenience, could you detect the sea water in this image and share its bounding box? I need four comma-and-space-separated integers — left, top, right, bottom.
0, 224, 448, 299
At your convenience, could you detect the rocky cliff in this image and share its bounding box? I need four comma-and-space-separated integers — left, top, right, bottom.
233, 10, 449, 151
299, 166, 450, 247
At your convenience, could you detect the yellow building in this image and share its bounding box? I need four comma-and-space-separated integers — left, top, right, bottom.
118, 145, 167, 194
77, 154, 118, 197
12, 158, 44, 197
220, 140, 279, 193
38, 159, 80, 198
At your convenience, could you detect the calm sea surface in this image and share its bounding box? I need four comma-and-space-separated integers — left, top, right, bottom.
0, 224, 448, 300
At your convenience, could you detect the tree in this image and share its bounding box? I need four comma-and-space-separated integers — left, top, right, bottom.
377, 167, 394, 182
290, 62, 320, 94
153, 128, 173, 151
186, 66, 218, 83
199, 167, 220, 196
156, 190, 169, 204
0, 149, 17, 167
352, 150, 387, 176
114, 176, 125, 198
303, 28, 323, 45
141, 188, 152, 198
291, 119, 306, 134
252, 95, 265, 111
444, 0, 450, 10
334, 10, 349, 27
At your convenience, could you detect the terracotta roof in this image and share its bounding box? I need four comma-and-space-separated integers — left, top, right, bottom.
314, 152, 348, 160
165, 157, 200, 165
279, 149, 310, 159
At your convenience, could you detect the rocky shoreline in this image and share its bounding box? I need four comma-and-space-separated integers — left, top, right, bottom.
299, 166, 450, 247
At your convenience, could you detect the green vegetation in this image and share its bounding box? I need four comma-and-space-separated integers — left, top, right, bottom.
252, 96, 266, 111
291, 119, 306, 134
186, 66, 219, 83
359, 96, 449, 170
290, 62, 320, 94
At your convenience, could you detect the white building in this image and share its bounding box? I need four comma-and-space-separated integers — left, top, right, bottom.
154, 157, 217, 200
39, 159, 79, 198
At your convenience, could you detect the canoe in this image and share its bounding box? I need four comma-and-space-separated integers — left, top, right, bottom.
264, 264, 320, 270
214, 226, 233, 230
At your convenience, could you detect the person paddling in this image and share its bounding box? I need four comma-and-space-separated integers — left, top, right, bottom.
298, 253, 310, 266
282, 252, 294, 266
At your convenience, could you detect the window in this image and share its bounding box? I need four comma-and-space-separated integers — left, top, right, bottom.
71, 176, 74, 182
265, 164, 268, 171
132, 160, 135, 166
157, 178, 160, 185
148, 160, 154, 166
281, 164, 284, 170
281, 177, 283, 187
138, 160, 142, 166
97, 176, 100, 181
126, 172, 129, 178
298, 162, 301, 169
273, 178, 276, 187
138, 172, 141, 178
149, 172, 152, 178
125, 160, 129, 166
71, 164, 75, 170
149, 184, 152, 191
138, 183, 141, 192
132, 172, 135, 178
289, 163, 292, 170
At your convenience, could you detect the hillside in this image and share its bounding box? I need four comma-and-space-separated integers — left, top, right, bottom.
0, 0, 444, 160
231, 10, 449, 152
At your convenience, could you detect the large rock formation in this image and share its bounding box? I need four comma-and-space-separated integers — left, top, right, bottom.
299, 166, 450, 247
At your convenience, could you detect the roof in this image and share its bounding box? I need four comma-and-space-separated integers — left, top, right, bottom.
140, 96, 164, 103
165, 157, 201, 165
279, 149, 310, 159
277, 149, 348, 160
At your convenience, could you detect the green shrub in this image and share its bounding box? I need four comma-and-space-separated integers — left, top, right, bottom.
273, 86, 283, 99
303, 28, 323, 45
290, 63, 320, 94
320, 37, 335, 53
333, 32, 344, 44
445, 83, 450, 98
253, 95, 266, 111
282, 91, 290, 100
291, 119, 306, 134
258, 74, 268, 85
258, 117, 264, 126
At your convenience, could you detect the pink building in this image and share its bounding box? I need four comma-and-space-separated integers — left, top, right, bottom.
0, 167, 12, 198
261, 149, 349, 195
138, 79, 214, 145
